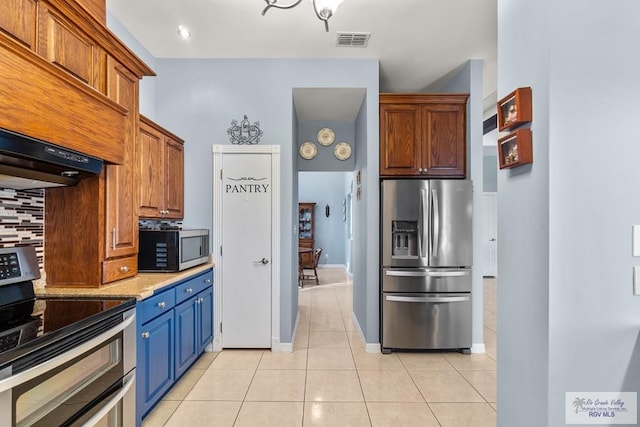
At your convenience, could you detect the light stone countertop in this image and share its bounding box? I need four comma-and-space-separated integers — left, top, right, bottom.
35, 263, 215, 301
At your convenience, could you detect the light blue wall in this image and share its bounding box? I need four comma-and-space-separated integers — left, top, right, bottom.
297, 121, 355, 171
441, 59, 485, 352
299, 172, 349, 265
351, 94, 379, 343
498, 2, 550, 422
499, 1, 640, 425
483, 155, 497, 192
149, 58, 379, 345
106, 11, 381, 345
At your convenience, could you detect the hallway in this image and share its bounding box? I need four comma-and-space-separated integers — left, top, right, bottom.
143, 269, 497, 426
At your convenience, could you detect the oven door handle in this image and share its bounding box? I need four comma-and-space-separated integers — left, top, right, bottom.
0, 312, 135, 392
81, 370, 135, 427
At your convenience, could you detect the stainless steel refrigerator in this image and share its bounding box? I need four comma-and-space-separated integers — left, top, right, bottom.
380, 179, 472, 353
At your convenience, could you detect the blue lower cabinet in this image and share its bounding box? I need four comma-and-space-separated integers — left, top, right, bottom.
175, 297, 198, 379
197, 287, 214, 353
137, 310, 174, 420
136, 268, 214, 425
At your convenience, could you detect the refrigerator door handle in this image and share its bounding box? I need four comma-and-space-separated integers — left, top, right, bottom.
386, 270, 429, 277
384, 270, 469, 277
431, 188, 440, 258
426, 271, 469, 277
385, 295, 471, 303
419, 188, 427, 258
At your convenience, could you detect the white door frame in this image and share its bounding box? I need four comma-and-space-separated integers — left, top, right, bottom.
211, 145, 281, 352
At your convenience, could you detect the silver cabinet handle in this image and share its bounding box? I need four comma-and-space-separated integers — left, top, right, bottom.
205, 279, 212, 284
119, 266, 128, 273
422, 167, 428, 174
254, 258, 269, 265
386, 295, 470, 303
157, 302, 166, 308
141, 332, 150, 339
111, 227, 116, 250
186, 288, 193, 293
418, 167, 423, 173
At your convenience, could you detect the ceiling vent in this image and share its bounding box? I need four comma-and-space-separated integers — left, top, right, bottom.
336, 32, 371, 48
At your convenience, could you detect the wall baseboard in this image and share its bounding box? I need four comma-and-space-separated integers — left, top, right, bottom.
317, 264, 346, 269
351, 312, 381, 353
471, 342, 486, 354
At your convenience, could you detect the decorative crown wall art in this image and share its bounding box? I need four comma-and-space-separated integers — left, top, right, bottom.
227, 115, 263, 144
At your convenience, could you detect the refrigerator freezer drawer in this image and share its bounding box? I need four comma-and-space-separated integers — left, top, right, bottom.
382, 292, 471, 350
382, 268, 471, 293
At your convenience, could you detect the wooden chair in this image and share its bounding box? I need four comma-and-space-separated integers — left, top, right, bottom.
300, 248, 322, 286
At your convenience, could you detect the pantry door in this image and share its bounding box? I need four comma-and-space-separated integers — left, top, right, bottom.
212, 145, 280, 349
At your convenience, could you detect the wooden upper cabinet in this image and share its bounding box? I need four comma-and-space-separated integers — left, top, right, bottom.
44, 58, 141, 288
139, 121, 165, 218
164, 136, 185, 218
422, 102, 466, 177
380, 94, 468, 178
139, 116, 185, 220
37, 3, 97, 86
0, 0, 37, 49
379, 103, 423, 176
105, 57, 138, 263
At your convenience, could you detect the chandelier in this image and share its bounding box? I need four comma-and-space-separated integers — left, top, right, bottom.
262, 0, 344, 32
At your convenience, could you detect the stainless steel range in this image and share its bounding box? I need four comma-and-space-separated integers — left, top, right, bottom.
0, 247, 136, 427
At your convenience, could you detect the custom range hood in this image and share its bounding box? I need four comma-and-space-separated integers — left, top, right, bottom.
0, 127, 103, 190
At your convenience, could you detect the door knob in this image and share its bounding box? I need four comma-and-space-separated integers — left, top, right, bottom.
254, 258, 269, 265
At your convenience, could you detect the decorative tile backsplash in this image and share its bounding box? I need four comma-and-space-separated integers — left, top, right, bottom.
0, 189, 185, 271
139, 219, 183, 230
0, 188, 45, 267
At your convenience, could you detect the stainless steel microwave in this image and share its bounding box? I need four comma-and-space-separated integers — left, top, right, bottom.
138, 229, 209, 272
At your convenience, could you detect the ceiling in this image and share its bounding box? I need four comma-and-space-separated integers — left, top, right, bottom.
107, 0, 497, 119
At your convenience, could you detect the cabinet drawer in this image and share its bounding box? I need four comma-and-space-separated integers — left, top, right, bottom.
139, 289, 176, 325
102, 256, 137, 284
175, 271, 213, 305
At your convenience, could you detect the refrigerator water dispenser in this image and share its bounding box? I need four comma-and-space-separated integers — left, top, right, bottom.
391, 220, 418, 257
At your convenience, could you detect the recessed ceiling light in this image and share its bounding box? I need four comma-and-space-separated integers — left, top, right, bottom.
177, 25, 191, 39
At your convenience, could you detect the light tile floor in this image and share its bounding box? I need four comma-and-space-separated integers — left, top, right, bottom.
143, 269, 498, 426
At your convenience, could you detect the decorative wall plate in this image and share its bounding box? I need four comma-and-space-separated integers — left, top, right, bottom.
317, 128, 336, 146
299, 141, 317, 160
334, 142, 352, 161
